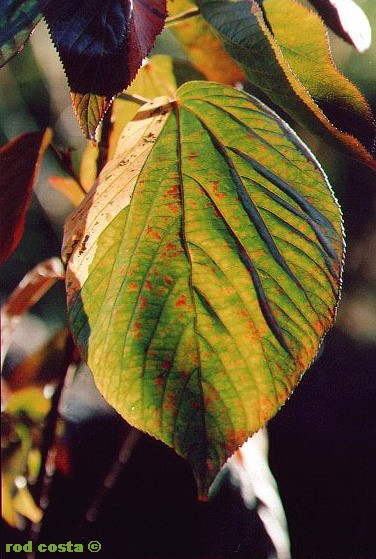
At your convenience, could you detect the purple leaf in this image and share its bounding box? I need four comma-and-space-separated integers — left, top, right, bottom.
43, 0, 167, 138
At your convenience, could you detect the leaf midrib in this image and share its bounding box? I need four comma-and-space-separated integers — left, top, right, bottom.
173, 99, 209, 462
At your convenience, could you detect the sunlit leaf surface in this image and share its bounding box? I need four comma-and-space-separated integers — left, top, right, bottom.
308, 0, 372, 52
264, 0, 375, 150
108, 55, 178, 160
64, 82, 344, 495
196, 0, 376, 169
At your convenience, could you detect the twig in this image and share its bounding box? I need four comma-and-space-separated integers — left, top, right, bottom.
165, 7, 200, 27
117, 92, 151, 105
96, 104, 114, 176
76, 427, 142, 531
29, 334, 77, 552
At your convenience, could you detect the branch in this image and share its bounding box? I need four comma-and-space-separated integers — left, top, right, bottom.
117, 92, 151, 105
96, 104, 114, 176
77, 427, 142, 531
34, 336, 76, 499
29, 335, 77, 550
165, 7, 200, 27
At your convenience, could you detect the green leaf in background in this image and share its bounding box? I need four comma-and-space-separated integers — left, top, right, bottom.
264, 0, 375, 151
2, 447, 42, 526
2, 386, 51, 526
196, 0, 376, 170
0, 0, 44, 67
64, 82, 344, 495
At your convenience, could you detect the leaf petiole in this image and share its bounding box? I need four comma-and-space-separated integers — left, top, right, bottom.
117, 93, 152, 105
165, 7, 200, 27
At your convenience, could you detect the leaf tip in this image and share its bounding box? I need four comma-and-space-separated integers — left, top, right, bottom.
70, 91, 112, 141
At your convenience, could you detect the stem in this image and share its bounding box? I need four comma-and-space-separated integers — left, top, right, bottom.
96, 104, 114, 176
165, 7, 200, 27
117, 92, 151, 105
76, 427, 142, 531
29, 335, 77, 553
34, 335, 76, 500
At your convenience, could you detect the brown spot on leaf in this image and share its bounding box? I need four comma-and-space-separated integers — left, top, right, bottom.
78, 234, 90, 256
213, 185, 225, 200
175, 294, 187, 307
146, 226, 161, 241
168, 202, 180, 214
165, 185, 179, 199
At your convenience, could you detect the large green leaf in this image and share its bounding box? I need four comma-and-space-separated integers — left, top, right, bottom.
196, 0, 376, 170
64, 82, 344, 495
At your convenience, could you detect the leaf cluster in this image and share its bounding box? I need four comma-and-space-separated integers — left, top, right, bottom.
0, 0, 374, 504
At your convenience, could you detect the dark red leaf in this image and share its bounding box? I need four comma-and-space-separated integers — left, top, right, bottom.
43, 0, 167, 138
127, 0, 168, 79
0, 130, 51, 264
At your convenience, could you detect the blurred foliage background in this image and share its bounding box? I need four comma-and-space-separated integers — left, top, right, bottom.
1, 1, 375, 558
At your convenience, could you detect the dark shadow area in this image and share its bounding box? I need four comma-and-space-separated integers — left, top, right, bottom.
269, 328, 376, 559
